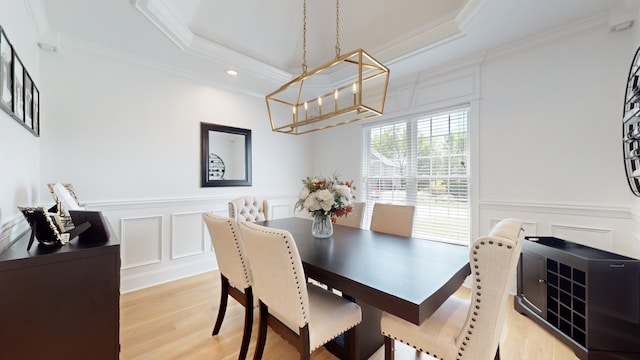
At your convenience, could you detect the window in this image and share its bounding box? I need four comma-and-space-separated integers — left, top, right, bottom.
362, 107, 470, 244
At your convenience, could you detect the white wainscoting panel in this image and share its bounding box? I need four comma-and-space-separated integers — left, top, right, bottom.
479, 201, 635, 258
171, 211, 207, 259
89, 194, 297, 292
121, 215, 163, 269
551, 224, 614, 250
489, 218, 538, 237
271, 203, 293, 219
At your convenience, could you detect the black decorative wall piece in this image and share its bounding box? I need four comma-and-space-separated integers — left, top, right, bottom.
0, 25, 39, 137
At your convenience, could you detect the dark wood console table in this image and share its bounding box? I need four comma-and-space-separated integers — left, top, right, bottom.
0, 226, 120, 359
515, 236, 640, 360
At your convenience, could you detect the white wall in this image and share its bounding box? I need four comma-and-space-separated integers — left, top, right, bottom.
0, 0, 41, 252
478, 19, 638, 258
479, 23, 631, 207
39, 40, 309, 201
36, 38, 311, 291
315, 17, 640, 259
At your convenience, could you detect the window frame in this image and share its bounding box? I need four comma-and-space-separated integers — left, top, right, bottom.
362, 105, 471, 245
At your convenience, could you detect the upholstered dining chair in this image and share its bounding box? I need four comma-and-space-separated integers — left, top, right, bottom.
202, 212, 254, 360
238, 221, 362, 360
228, 196, 269, 222
369, 203, 416, 237
380, 218, 524, 360
334, 201, 366, 228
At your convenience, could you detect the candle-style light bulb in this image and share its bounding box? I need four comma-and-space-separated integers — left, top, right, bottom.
318, 97, 322, 115
304, 101, 308, 119
292, 105, 296, 121
352, 83, 357, 104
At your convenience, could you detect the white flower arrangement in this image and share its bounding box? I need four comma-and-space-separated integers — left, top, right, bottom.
295, 174, 355, 222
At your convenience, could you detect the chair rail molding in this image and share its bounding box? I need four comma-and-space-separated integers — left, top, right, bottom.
479, 200, 634, 258
85, 193, 297, 292
479, 201, 632, 219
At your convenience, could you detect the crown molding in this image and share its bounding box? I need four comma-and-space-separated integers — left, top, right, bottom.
376, 18, 464, 66
485, 12, 609, 61
131, 0, 193, 50
132, 0, 292, 86
456, 0, 488, 31
373, 0, 489, 64
188, 35, 292, 85
23, 0, 50, 35
59, 35, 268, 98
23, 0, 60, 51
131, 0, 486, 90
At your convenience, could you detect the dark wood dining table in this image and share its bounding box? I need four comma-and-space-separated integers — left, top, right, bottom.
258, 217, 471, 360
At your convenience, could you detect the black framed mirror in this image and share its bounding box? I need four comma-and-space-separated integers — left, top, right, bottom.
200, 122, 252, 187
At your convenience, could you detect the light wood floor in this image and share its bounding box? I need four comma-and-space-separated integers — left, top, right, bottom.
120, 271, 579, 360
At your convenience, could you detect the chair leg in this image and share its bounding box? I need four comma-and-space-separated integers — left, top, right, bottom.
298, 325, 310, 360
212, 274, 230, 336
384, 336, 395, 360
238, 287, 253, 360
253, 301, 268, 360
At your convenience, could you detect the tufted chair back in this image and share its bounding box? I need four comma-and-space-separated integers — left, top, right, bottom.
228, 196, 269, 222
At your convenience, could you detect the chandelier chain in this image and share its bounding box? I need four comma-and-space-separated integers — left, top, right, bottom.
302, 0, 308, 74
335, 0, 340, 58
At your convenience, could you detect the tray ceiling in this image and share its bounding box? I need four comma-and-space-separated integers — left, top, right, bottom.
28, 0, 635, 96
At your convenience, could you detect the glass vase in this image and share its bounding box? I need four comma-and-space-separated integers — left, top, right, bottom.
312, 213, 333, 238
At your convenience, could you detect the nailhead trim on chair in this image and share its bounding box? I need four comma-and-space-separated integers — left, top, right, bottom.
247, 223, 363, 353
251, 225, 309, 323
455, 239, 512, 360
381, 236, 516, 360
224, 217, 252, 286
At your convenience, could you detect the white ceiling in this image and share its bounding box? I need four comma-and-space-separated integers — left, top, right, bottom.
31, 0, 637, 97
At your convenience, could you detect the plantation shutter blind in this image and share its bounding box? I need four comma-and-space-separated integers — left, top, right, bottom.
362, 107, 470, 244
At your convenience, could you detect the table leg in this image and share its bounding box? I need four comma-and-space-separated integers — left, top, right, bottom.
325, 296, 383, 360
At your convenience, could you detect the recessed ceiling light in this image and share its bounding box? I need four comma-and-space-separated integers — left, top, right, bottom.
225, 69, 238, 76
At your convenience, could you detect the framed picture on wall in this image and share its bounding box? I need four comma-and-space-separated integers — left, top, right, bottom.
12, 52, 23, 122
200, 122, 252, 187
33, 85, 39, 135
0, 26, 12, 114
24, 71, 33, 129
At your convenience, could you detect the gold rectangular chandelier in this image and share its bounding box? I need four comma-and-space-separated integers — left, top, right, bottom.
265, 0, 390, 135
